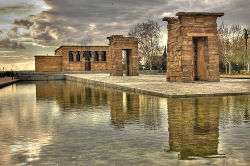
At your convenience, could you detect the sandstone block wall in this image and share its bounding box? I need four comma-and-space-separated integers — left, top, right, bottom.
108, 35, 139, 76
163, 12, 224, 82
35, 36, 139, 75
166, 22, 182, 82
35, 56, 62, 72
56, 46, 109, 71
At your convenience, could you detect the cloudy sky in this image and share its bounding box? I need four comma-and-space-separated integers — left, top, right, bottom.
0, 0, 249, 70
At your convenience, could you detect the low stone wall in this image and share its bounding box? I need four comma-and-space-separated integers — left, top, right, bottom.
15, 73, 65, 81
66, 75, 143, 95
220, 75, 250, 79
0, 78, 19, 88
139, 70, 165, 75
15, 71, 109, 81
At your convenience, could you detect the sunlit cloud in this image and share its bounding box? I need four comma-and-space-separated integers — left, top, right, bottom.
66, 26, 77, 32
89, 23, 96, 30
161, 12, 173, 17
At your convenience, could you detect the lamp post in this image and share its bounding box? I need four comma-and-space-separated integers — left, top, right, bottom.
244, 28, 249, 73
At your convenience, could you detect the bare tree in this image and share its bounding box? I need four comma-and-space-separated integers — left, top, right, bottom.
233, 33, 246, 69
218, 23, 245, 74
128, 20, 162, 70
218, 23, 231, 73
243, 29, 250, 74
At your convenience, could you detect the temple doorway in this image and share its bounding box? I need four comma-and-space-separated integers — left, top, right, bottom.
83, 51, 92, 71
193, 37, 207, 81
122, 49, 132, 76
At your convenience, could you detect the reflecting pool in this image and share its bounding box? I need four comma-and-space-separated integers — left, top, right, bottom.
0, 81, 249, 165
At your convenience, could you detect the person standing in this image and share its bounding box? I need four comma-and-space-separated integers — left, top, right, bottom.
11, 69, 14, 80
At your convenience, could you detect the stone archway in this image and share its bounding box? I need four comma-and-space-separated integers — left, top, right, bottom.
107, 35, 139, 76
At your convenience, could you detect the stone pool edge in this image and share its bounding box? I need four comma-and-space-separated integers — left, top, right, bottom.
0, 79, 20, 88
65, 75, 250, 98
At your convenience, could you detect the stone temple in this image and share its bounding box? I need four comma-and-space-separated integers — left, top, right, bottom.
35, 12, 224, 82
163, 12, 224, 82
35, 35, 139, 76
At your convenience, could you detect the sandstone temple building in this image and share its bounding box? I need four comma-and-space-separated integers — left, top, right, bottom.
35, 35, 139, 76
163, 12, 224, 82
36, 12, 223, 82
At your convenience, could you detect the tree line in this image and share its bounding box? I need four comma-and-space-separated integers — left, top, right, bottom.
218, 23, 249, 74
128, 20, 249, 74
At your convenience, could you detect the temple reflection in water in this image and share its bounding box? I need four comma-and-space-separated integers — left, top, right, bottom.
168, 98, 219, 159
36, 81, 108, 108
36, 80, 165, 129
35, 81, 249, 160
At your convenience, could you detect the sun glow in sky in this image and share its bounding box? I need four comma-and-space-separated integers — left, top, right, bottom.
0, 0, 249, 71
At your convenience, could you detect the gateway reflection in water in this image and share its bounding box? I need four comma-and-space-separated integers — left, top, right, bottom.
168, 98, 219, 160
0, 81, 249, 165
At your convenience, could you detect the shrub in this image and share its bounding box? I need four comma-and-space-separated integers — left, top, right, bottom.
240, 70, 246, 75
231, 70, 238, 75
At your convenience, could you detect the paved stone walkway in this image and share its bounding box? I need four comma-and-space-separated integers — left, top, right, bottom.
66, 74, 250, 98
0, 77, 19, 88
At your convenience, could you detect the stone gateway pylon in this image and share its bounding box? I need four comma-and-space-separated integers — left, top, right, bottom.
163, 12, 224, 82
107, 35, 139, 76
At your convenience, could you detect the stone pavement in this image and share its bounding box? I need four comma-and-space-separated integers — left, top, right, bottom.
66, 74, 250, 98
0, 77, 19, 88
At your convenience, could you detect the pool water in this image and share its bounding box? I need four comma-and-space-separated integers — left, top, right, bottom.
0, 81, 249, 166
